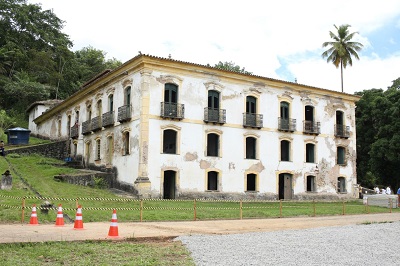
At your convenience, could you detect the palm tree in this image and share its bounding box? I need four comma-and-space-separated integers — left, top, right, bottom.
322, 24, 363, 92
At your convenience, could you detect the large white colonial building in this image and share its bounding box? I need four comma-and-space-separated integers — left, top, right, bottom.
28, 54, 359, 200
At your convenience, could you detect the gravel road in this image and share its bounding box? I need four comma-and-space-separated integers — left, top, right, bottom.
177, 221, 400, 266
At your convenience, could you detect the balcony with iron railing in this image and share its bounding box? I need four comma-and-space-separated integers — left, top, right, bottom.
118, 105, 132, 123
243, 113, 263, 128
81, 120, 92, 135
160, 102, 184, 120
91, 116, 102, 132
303, 121, 320, 135
278, 117, 296, 132
70, 125, 79, 139
102, 111, 115, 128
335, 124, 350, 138
204, 108, 226, 124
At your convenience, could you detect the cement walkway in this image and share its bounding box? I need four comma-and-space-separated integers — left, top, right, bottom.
1, 212, 400, 243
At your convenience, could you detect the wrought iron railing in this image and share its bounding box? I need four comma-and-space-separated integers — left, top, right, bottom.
243, 113, 263, 128
91, 116, 102, 132
160, 102, 184, 119
278, 117, 296, 132
118, 105, 132, 123
303, 121, 320, 135
334, 124, 350, 138
81, 120, 91, 135
70, 125, 79, 139
204, 108, 226, 124
102, 111, 114, 128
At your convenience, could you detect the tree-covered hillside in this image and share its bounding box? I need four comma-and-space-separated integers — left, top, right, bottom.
0, 0, 121, 128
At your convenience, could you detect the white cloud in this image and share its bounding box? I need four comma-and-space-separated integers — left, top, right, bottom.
28, 0, 400, 93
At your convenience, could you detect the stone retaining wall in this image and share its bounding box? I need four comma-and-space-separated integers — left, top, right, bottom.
6, 140, 69, 160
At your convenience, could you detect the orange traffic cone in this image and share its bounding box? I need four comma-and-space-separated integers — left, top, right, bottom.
29, 204, 39, 225
107, 209, 119, 238
73, 205, 84, 230
55, 204, 64, 226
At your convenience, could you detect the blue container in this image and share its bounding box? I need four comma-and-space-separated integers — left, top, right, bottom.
5, 127, 31, 145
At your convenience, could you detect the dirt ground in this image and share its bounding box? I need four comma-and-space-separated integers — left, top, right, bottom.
1, 212, 400, 243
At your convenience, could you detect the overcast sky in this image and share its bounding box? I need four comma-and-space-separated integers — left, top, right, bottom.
29, 0, 400, 95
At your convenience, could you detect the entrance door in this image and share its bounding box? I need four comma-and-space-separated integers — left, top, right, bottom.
279, 173, 292, 200
163, 170, 176, 199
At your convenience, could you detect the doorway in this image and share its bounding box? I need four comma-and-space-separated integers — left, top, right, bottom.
279, 173, 293, 200
163, 170, 176, 199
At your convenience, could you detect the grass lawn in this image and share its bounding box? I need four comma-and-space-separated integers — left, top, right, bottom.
0, 238, 194, 266
1, 153, 398, 224
1, 153, 398, 265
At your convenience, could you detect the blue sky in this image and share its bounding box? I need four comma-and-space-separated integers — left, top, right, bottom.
29, 0, 400, 95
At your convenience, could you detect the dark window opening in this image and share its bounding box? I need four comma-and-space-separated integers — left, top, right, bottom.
281, 140, 290, 161
336, 110, 344, 125
337, 147, 345, 165
163, 129, 177, 154
280, 101, 289, 120
305, 105, 314, 122
123, 132, 130, 155
208, 90, 220, 109
337, 177, 346, 193
306, 143, 315, 163
246, 137, 256, 159
307, 175, 316, 192
164, 83, 178, 103
247, 174, 256, 191
125, 86, 131, 106
246, 96, 257, 114
109, 94, 114, 112
207, 171, 218, 191
207, 133, 219, 157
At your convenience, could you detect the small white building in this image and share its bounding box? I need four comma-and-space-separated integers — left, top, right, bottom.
29, 54, 359, 200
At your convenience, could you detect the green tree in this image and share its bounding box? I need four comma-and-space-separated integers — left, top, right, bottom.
356, 78, 400, 190
322, 24, 363, 92
0, 0, 72, 80
57, 46, 122, 98
211, 61, 253, 75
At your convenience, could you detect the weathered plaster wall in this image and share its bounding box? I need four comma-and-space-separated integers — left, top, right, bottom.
28, 56, 358, 199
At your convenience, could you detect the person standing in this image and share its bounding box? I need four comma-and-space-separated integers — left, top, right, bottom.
0, 141, 4, 156
397, 187, 400, 207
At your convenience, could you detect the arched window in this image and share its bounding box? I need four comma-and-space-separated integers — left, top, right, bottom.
246, 96, 256, 114
246, 173, 256, 192
306, 143, 315, 163
246, 137, 256, 159
207, 133, 219, 157
162, 83, 179, 118
207, 171, 218, 191
337, 146, 346, 165
337, 177, 346, 193
306, 175, 316, 192
108, 94, 114, 112
279, 101, 290, 130
163, 129, 177, 154
125, 86, 131, 106
281, 140, 290, 161
123, 131, 130, 155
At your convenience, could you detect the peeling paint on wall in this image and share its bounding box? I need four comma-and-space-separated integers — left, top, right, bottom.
246, 161, 265, 173
199, 160, 211, 169
222, 91, 241, 100
184, 152, 198, 161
